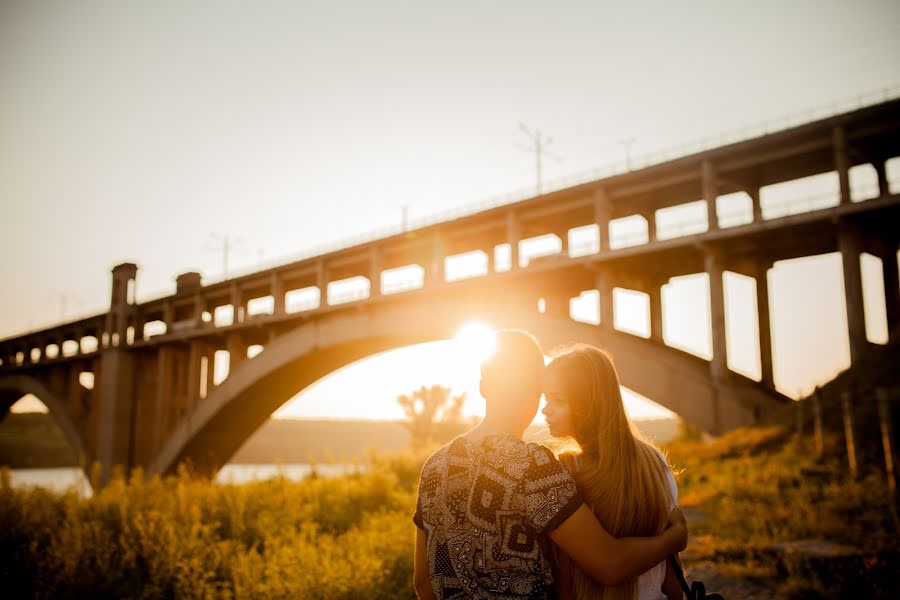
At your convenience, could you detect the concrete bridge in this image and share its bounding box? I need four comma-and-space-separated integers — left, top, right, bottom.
1, 98, 898, 479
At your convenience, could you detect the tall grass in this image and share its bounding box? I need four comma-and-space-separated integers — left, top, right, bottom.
0, 450, 430, 600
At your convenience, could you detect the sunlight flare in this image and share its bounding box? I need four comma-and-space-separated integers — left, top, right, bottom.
453, 322, 497, 364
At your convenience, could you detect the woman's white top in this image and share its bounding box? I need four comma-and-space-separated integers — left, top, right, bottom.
636, 449, 678, 600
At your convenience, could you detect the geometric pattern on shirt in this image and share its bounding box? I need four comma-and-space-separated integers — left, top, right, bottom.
413, 433, 582, 599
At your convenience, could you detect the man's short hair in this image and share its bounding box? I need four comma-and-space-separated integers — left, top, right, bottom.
481, 329, 545, 400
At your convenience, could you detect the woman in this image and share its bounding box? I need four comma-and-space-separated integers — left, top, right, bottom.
542, 343, 683, 600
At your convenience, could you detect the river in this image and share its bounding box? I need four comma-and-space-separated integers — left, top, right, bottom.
6, 464, 362, 498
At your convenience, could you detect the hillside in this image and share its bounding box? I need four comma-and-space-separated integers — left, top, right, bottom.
664, 359, 900, 599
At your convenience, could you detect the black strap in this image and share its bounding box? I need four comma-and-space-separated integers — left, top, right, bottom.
667, 555, 727, 600
668, 554, 693, 597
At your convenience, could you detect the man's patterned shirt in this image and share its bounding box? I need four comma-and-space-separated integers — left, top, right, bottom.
413, 433, 583, 599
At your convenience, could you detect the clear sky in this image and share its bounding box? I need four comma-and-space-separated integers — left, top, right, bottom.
3, 1, 899, 422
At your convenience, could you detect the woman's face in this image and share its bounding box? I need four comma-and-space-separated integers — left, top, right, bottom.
542, 367, 576, 438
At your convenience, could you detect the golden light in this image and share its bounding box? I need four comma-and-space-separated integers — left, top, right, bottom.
453, 322, 497, 364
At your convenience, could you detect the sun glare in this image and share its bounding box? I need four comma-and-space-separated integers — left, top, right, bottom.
453, 322, 497, 364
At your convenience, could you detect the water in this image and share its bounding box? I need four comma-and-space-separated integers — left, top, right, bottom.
6, 463, 363, 498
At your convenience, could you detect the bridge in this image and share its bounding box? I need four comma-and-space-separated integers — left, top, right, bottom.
1, 99, 898, 479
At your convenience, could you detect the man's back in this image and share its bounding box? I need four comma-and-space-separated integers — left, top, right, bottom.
414, 433, 583, 599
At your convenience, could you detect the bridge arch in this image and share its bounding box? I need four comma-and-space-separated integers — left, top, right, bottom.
150, 297, 783, 476
0, 374, 89, 467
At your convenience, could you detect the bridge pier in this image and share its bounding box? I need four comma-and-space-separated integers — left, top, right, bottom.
507, 212, 521, 269
879, 241, 900, 341
648, 276, 666, 344
874, 158, 889, 199
644, 210, 657, 243
701, 243, 728, 381
369, 246, 382, 298
428, 232, 445, 283
227, 332, 246, 374
838, 221, 867, 364
749, 184, 763, 223
596, 270, 614, 329
594, 188, 612, 252
833, 125, 851, 205
230, 284, 243, 325
702, 160, 719, 231
96, 264, 139, 480
271, 272, 285, 316
753, 259, 776, 390
316, 259, 328, 306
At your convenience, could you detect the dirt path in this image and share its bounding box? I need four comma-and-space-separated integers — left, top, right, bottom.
680, 507, 786, 600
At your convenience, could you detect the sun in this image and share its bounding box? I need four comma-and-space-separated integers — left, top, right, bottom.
453, 322, 497, 364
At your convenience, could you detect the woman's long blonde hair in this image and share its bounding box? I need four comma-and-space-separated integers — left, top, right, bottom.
548, 344, 673, 600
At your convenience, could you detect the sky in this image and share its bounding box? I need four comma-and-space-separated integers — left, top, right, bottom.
2, 1, 899, 423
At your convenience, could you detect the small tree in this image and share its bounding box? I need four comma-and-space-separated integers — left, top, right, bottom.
397, 385, 467, 446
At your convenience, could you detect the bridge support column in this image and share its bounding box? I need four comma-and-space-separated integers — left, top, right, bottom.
192, 293, 206, 328
834, 125, 851, 205
648, 277, 666, 344
594, 188, 612, 252
749, 185, 763, 223
227, 333, 246, 375
507, 212, 521, 269
596, 270, 614, 329
162, 300, 175, 336
154, 345, 173, 454
702, 244, 728, 381
873, 158, 889, 199
428, 232, 445, 284
271, 272, 285, 316
882, 244, 900, 341
644, 211, 657, 243
838, 222, 867, 364
203, 346, 217, 398
187, 341, 203, 412
96, 263, 139, 479
369, 246, 382, 299
559, 230, 569, 256
316, 260, 328, 307
702, 160, 719, 231
230, 284, 243, 325
132, 312, 145, 344
754, 259, 775, 390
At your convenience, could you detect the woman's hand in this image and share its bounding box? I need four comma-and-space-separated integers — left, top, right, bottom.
664, 507, 688, 553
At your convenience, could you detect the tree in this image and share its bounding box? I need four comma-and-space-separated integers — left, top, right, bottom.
396, 385, 467, 446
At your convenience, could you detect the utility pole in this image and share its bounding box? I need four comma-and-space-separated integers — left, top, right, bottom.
207, 233, 245, 279
619, 136, 637, 171
518, 123, 555, 196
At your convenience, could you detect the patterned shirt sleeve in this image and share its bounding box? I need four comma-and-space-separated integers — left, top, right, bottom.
413, 462, 426, 529
519, 443, 583, 536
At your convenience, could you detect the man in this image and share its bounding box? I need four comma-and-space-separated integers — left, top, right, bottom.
413, 329, 687, 599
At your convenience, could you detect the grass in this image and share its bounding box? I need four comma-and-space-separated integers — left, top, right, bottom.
2, 406, 898, 599
0, 450, 432, 600
664, 419, 899, 599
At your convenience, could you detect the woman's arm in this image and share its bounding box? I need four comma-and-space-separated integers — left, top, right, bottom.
548, 505, 687, 586
414, 527, 437, 600
662, 554, 684, 600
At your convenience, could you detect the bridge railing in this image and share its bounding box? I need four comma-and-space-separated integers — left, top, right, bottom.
170, 85, 900, 288
7, 87, 900, 341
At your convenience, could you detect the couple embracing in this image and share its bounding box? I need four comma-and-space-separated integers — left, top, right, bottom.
413, 330, 686, 600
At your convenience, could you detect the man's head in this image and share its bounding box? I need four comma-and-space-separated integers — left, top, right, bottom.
479, 329, 545, 427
